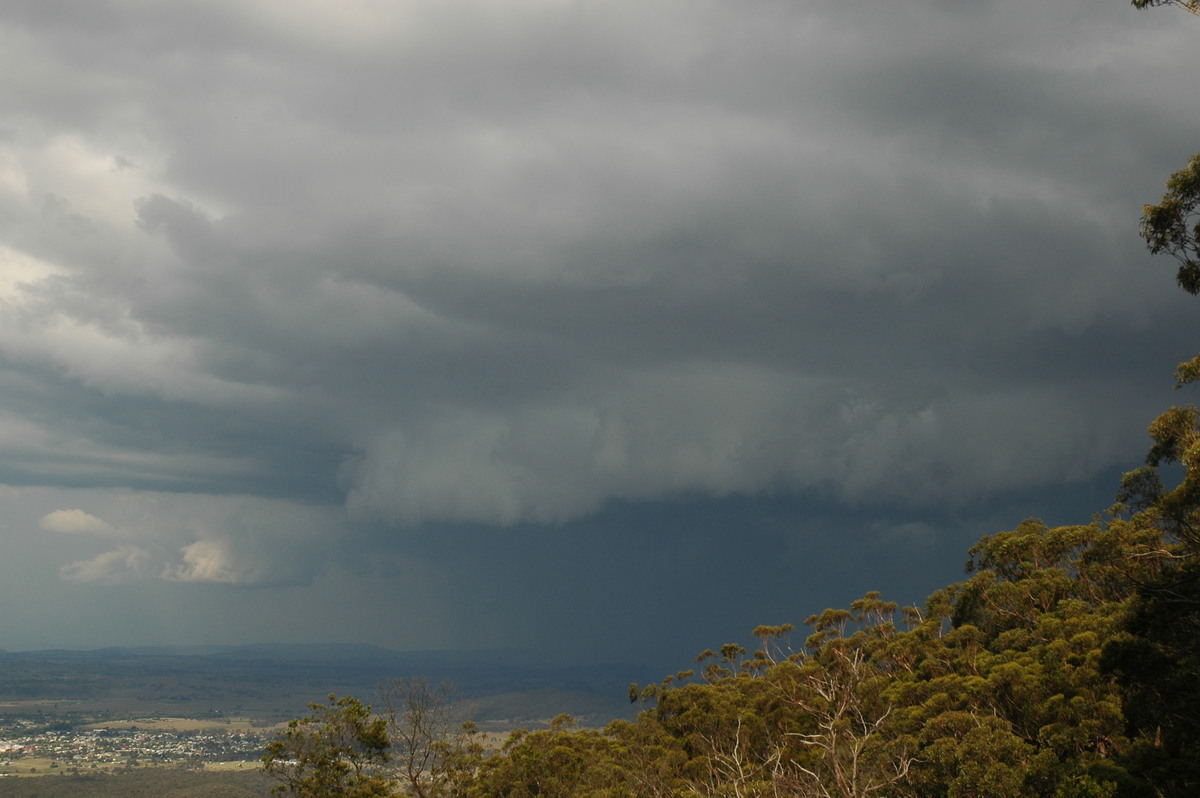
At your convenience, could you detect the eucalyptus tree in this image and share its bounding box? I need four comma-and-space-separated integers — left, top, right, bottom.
262, 694, 394, 798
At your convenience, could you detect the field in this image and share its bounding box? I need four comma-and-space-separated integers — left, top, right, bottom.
0, 767, 275, 797
78, 717, 273, 732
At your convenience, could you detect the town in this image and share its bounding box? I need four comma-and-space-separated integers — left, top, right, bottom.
0, 717, 273, 777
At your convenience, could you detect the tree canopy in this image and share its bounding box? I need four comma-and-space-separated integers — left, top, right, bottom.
1130, 0, 1199, 14
1140, 153, 1200, 294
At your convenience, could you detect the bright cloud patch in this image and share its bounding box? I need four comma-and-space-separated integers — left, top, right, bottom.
165, 539, 249, 585
40, 493, 347, 587
60, 545, 155, 585
39, 509, 119, 537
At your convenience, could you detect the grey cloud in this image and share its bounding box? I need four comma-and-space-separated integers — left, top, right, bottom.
0, 0, 1195, 538
344, 362, 1147, 527
344, 364, 830, 526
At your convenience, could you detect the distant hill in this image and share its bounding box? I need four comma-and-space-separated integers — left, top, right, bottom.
0, 644, 655, 728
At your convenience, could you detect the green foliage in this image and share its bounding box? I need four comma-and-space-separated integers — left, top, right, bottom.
1100, 44, 1200, 787
469, 716, 631, 798
262, 694, 393, 798
1131, 0, 1200, 15
618, 515, 1166, 796
1141, 152, 1200, 292
1101, 405, 1200, 795
262, 684, 488, 798
381, 677, 482, 798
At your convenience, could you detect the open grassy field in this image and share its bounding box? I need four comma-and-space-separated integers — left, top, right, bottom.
77, 716, 280, 732
0, 767, 274, 797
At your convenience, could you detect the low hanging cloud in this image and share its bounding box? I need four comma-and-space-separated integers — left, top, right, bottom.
343, 370, 1139, 528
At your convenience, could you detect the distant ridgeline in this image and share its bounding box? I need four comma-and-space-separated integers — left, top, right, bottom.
0, 644, 645, 728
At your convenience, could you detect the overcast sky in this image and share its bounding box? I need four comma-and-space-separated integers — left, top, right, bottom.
1, 0, 1198, 670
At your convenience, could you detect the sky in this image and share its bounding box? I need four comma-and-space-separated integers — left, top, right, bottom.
1, 0, 1199, 672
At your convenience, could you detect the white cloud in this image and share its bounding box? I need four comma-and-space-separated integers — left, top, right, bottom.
15, 133, 165, 233
60, 545, 155, 585
39, 509, 119, 537
164, 538, 248, 585
0, 310, 277, 405
0, 245, 63, 302
216, 0, 431, 53
27, 492, 347, 587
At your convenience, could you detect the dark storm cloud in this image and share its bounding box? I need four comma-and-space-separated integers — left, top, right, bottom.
0, 0, 1197, 599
